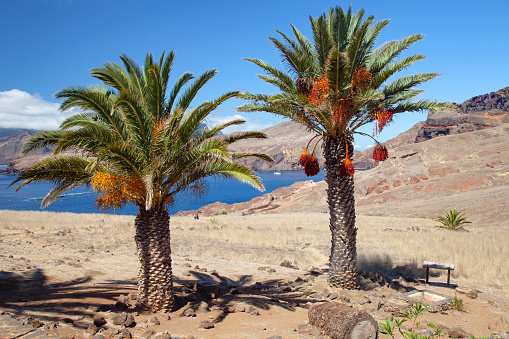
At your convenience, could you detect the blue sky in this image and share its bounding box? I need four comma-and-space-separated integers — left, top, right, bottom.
0, 0, 508, 150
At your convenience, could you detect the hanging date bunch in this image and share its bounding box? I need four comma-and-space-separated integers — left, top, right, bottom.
351, 66, 372, 90
339, 136, 355, 177
373, 107, 394, 135
308, 77, 329, 106
299, 135, 322, 177
372, 144, 388, 161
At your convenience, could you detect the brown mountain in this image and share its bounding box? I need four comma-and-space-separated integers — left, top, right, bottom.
0, 129, 52, 165
178, 122, 509, 228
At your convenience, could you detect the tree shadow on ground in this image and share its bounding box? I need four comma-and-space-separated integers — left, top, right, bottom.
173, 270, 317, 324
0, 268, 136, 327
358, 254, 458, 290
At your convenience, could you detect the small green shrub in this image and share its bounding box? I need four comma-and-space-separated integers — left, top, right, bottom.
451, 293, 464, 311
379, 302, 444, 339
435, 209, 471, 231
210, 219, 218, 224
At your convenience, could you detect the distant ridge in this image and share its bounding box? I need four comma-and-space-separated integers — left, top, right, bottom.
0, 129, 52, 165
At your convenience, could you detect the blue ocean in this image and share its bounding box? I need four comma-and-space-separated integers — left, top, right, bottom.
0, 170, 325, 215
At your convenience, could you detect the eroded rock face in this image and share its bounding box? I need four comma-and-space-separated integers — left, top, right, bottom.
415, 87, 509, 142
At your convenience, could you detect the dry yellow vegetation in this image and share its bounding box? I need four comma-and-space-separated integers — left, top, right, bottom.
1, 210, 507, 292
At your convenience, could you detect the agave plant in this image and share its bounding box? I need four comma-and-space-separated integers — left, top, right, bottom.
436, 209, 472, 231
240, 6, 452, 289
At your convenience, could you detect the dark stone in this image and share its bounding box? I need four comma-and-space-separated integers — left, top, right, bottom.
119, 329, 132, 339
183, 307, 196, 317
248, 306, 260, 315
448, 326, 473, 338
112, 312, 135, 327
112, 312, 128, 325
224, 306, 235, 313
93, 314, 106, 326
31, 319, 43, 328
150, 316, 160, 325
280, 260, 298, 269
114, 301, 129, 311
124, 314, 136, 327
199, 320, 214, 329
329, 291, 339, 300
152, 331, 171, 339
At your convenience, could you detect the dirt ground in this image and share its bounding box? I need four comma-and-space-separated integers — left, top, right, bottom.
0, 211, 508, 339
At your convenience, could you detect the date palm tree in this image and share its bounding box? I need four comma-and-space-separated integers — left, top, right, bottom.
239, 6, 451, 289
11, 51, 271, 311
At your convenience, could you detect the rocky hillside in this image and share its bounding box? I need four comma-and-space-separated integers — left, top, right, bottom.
228, 121, 325, 171
0, 129, 52, 165
415, 87, 509, 142
178, 123, 509, 228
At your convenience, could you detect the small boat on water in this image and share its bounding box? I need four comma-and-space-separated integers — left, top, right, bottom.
274, 171, 281, 175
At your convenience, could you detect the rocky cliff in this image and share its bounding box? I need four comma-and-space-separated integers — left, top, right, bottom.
229, 121, 325, 171
415, 87, 509, 142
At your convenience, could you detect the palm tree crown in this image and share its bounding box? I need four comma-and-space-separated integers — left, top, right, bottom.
240, 6, 449, 164
13, 51, 270, 211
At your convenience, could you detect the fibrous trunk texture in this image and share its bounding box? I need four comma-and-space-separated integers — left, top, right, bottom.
323, 136, 359, 289
135, 206, 174, 312
309, 302, 378, 339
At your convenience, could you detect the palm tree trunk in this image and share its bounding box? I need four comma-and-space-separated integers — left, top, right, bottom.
134, 206, 174, 312
323, 136, 359, 289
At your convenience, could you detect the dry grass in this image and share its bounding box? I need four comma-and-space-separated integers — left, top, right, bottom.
1, 209, 507, 292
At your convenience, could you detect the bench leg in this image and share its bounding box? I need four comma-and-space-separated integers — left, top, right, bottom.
447, 270, 451, 287
426, 267, 429, 284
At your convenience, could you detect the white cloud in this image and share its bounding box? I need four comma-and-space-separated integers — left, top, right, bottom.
0, 89, 78, 130
354, 144, 361, 150
206, 113, 275, 134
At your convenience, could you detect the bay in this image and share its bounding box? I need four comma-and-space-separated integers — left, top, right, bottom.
0, 170, 325, 215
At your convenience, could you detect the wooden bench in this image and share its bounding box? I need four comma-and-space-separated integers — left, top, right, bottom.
423, 261, 455, 287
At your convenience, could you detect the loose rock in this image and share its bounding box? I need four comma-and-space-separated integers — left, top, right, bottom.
199, 320, 214, 329
280, 260, 299, 269
152, 330, 172, 339
234, 305, 245, 312
183, 307, 196, 317
87, 324, 98, 335
448, 326, 473, 338
248, 306, 260, 316
93, 314, 106, 326
456, 286, 478, 299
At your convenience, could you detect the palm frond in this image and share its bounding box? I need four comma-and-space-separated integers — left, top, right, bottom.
22, 130, 64, 154
176, 69, 217, 111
